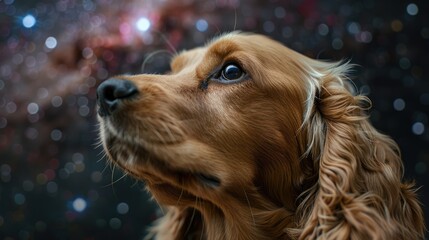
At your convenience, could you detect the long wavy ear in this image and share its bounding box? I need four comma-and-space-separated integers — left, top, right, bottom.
294, 60, 425, 239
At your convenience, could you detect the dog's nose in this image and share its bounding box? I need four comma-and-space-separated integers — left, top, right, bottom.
96, 78, 138, 116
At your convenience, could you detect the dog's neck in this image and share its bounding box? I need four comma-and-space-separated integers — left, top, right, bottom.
151, 188, 296, 240
144, 141, 304, 239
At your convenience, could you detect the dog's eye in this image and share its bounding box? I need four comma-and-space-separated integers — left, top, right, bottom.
211, 63, 247, 84
201, 63, 247, 89
221, 64, 244, 81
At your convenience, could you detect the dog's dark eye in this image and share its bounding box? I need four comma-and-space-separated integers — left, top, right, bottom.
221, 64, 244, 81
201, 63, 247, 89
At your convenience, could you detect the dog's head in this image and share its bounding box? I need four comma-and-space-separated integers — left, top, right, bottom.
97, 33, 311, 204
97, 33, 424, 239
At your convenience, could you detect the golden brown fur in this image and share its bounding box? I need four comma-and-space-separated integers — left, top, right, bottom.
98, 33, 425, 239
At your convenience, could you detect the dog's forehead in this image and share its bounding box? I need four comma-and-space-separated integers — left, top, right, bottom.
170, 33, 251, 72
207, 33, 278, 52
170, 33, 292, 76
172, 35, 238, 60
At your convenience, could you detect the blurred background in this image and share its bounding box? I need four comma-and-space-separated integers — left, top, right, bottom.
0, 0, 428, 239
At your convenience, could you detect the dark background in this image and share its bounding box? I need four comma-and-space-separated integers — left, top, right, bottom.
0, 0, 428, 239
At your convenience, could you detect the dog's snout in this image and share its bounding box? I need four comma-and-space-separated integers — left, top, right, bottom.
96, 78, 138, 116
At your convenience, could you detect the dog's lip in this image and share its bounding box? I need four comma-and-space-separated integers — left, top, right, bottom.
100, 117, 224, 189
196, 173, 221, 187
126, 158, 222, 188
101, 128, 223, 188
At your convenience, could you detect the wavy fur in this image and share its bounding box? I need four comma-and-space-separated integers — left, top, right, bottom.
98, 33, 425, 239
294, 59, 425, 239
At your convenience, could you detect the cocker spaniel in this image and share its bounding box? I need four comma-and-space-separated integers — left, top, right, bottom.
96, 33, 425, 239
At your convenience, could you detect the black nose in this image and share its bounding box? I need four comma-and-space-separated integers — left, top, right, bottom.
96, 78, 138, 116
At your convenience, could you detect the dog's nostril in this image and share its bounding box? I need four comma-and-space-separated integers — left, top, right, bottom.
101, 84, 116, 102
96, 78, 138, 116
108, 81, 137, 100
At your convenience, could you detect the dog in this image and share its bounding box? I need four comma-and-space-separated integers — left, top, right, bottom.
96, 32, 425, 239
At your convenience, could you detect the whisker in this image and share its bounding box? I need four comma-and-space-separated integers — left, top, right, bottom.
147, 120, 167, 144
96, 150, 107, 161
93, 134, 104, 147
93, 138, 105, 149
130, 178, 140, 188
92, 123, 101, 134
197, 197, 205, 240
243, 188, 256, 225
107, 163, 118, 198
161, 121, 176, 143
98, 143, 115, 163
213, 22, 221, 35
152, 30, 178, 55
107, 170, 129, 187
102, 157, 129, 190
184, 196, 198, 236
93, 140, 103, 148
141, 49, 174, 73
100, 160, 111, 174
233, 8, 237, 31
151, 197, 165, 216
110, 161, 116, 186
176, 179, 184, 206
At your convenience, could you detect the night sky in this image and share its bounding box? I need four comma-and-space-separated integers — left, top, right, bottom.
0, 0, 428, 239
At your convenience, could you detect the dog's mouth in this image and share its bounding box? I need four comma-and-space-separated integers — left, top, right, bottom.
99, 122, 222, 189
196, 173, 221, 187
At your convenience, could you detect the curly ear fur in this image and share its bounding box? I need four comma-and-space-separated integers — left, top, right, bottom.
294, 60, 425, 239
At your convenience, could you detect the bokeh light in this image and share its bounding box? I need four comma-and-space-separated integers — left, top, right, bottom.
195, 19, 208, 32
0, 0, 428, 239
116, 202, 129, 214
72, 198, 87, 212
44, 36, 57, 49
14, 193, 26, 205
136, 17, 150, 32
412, 122, 425, 135
22, 14, 36, 28
406, 3, 419, 16
27, 102, 39, 114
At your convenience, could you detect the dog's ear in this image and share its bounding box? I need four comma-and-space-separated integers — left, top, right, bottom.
293, 60, 425, 239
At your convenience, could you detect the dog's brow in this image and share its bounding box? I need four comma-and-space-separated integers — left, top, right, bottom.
194, 39, 241, 81
208, 39, 240, 59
